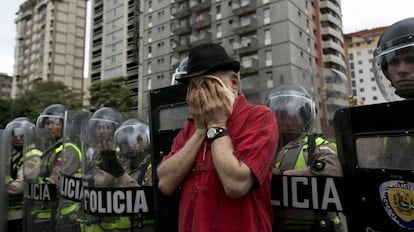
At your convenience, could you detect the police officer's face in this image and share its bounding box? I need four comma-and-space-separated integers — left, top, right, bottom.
387, 49, 414, 91
277, 110, 302, 145
96, 123, 114, 141
45, 118, 63, 138
11, 135, 23, 150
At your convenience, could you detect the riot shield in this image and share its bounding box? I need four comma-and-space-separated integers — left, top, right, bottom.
149, 83, 188, 232
0, 129, 7, 232
334, 99, 414, 231
81, 113, 154, 232
4, 118, 36, 232
22, 126, 58, 232
55, 110, 90, 232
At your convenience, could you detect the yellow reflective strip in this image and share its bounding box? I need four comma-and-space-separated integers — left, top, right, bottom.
55, 144, 63, 153
64, 143, 83, 162
60, 203, 77, 216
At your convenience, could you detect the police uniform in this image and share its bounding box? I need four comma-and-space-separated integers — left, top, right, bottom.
274, 135, 343, 231
25, 139, 63, 230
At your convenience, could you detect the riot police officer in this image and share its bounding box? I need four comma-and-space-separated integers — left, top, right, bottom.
56, 110, 90, 232
373, 17, 414, 101
114, 119, 152, 186
265, 84, 343, 231
4, 117, 38, 232
24, 104, 68, 231
113, 119, 155, 231
82, 107, 142, 231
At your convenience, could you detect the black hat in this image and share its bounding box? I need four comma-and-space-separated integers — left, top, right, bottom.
180, 43, 240, 80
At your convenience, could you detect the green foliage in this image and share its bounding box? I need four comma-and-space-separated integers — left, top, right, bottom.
89, 77, 134, 112
0, 81, 83, 127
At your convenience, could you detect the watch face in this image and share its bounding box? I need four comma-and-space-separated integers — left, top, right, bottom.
207, 128, 217, 139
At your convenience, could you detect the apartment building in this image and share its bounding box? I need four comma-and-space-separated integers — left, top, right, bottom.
344, 27, 401, 105
89, 0, 348, 135
314, 0, 349, 137
13, 0, 87, 104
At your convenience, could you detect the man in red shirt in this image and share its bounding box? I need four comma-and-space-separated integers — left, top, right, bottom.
157, 43, 279, 232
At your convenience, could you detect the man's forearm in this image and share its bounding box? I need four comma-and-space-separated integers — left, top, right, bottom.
157, 129, 206, 195
211, 136, 253, 198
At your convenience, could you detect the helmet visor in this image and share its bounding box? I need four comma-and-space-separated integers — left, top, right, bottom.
114, 124, 149, 155
373, 43, 414, 101
36, 115, 63, 128
267, 94, 314, 135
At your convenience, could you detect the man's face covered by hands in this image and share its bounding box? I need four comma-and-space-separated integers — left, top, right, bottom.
186, 72, 237, 129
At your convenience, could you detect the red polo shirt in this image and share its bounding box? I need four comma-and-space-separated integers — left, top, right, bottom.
163, 94, 279, 232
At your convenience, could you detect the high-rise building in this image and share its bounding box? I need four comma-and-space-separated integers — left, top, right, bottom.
13, 0, 87, 104
313, 0, 349, 137
89, 0, 142, 113
344, 27, 397, 105
90, 0, 348, 135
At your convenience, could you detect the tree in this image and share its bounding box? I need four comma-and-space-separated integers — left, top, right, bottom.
0, 98, 13, 128
89, 77, 134, 112
0, 81, 83, 126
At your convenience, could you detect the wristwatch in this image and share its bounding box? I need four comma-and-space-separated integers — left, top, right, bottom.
206, 127, 229, 142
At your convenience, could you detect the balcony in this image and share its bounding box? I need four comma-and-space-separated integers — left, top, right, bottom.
190, 0, 211, 12
232, 0, 257, 15
172, 37, 191, 52
238, 38, 258, 55
171, 3, 191, 18
190, 31, 212, 46
172, 21, 191, 35
192, 14, 211, 29
240, 58, 259, 74
233, 17, 257, 35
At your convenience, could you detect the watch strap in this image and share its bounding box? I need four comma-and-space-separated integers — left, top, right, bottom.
208, 127, 229, 142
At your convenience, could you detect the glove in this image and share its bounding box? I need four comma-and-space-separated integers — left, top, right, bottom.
98, 150, 125, 177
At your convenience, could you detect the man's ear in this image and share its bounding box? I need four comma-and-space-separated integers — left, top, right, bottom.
230, 72, 239, 93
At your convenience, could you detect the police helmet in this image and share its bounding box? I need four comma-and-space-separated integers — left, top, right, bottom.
173, 56, 189, 83
88, 107, 124, 140
265, 83, 316, 136
114, 119, 150, 158
373, 17, 414, 100
36, 104, 68, 128
5, 117, 35, 149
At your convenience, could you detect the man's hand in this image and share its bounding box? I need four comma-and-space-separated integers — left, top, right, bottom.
200, 79, 232, 128
187, 86, 207, 129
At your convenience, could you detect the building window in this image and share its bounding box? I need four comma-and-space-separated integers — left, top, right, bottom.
264, 29, 271, 45
264, 8, 270, 24
148, 15, 152, 27
147, 78, 152, 90
148, 1, 152, 12
373, 96, 378, 100
358, 69, 363, 74
349, 53, 354, 60
265, 50, 272, 66
148, 30, 152, 43
216, 23, 222, 38
216, 5, 221, 20
372, 86, 377, 91
359, 78, 364, 83
148, 46, 152, 58
360, 87, 364, 92
147, 62, 152, 74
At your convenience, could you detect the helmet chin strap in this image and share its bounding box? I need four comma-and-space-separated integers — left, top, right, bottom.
395, 88, 414, 99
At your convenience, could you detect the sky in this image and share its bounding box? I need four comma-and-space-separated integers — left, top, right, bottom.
0, 0, 413, 77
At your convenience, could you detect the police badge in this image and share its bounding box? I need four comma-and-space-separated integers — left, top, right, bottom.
379, 180, 414, 230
